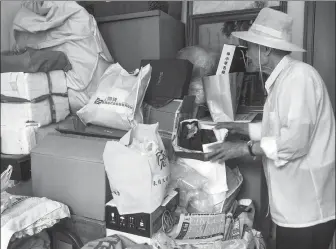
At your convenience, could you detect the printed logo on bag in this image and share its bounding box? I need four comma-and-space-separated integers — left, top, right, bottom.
94, 97, 133, 110
156, 72, 164, 86
156, 150, 167, 170
153, 175, 169, 186
10, 196, 30, 207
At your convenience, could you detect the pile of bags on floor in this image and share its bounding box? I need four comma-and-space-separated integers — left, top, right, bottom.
1, 165, 71, 249
100, 121, 265, 249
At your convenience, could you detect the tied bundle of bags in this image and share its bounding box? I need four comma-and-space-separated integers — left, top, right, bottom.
176, 46, 219, 106
151, 199, 265, 249
12, 1, 114, 113
1, 70, 70, 155
77, 63, 152, 131
1, 165, 70, 249
103, 123, 170, 214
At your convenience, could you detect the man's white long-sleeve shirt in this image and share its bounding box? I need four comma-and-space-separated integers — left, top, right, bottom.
249, 56, 335, 227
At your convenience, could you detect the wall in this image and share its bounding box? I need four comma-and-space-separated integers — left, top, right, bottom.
181, 1, 305, 61
313, 1, 336, 111
0, 1, 22, 51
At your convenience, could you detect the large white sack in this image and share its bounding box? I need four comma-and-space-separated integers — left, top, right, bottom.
1, 71, 67, 100
12, 1, 113, 113
1, 122, 39, 155
77, 63, 152, 131
1, 96, 70, 127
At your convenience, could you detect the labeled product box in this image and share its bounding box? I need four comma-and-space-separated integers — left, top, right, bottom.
105, 189, 179, 238
31, 133, 112, 221
216, 44, 247, 75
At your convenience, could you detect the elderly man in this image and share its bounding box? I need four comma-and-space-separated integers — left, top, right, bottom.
207, 7, 335, 249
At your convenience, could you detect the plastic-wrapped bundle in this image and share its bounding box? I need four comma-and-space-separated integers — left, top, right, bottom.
188, 77, 205, 105
168, 159, 243, 213
177, 46, 219, 105
177, 46, 219, 78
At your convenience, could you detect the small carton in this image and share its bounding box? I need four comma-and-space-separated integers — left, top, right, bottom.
172, 119, 228, 161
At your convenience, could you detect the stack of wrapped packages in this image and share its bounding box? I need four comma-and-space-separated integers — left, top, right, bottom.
1, 49, 72, 155
1, 0, 114, 155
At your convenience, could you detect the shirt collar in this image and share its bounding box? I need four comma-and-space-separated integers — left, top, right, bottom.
264, 55, 291, 93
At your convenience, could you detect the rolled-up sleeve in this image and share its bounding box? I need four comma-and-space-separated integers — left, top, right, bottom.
261, 67, 320, 167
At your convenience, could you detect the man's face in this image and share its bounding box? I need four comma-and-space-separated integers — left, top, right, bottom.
246, 42, 260, 71
246, 42, 270, 72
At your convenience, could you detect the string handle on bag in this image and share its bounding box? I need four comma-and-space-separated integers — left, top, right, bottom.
161, 210, 174, 233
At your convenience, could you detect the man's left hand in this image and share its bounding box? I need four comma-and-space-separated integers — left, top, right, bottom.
206, 141, 249, 164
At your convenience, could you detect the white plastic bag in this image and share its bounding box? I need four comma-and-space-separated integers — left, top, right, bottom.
77, 63, 152, 131
1, 166, 15, 214
169, 158, 243, 213
103, 123, 170, 215
177, 157, 228, 194
203, 73, 244, 122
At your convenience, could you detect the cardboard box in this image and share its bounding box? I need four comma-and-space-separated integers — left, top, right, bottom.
140, 59, 193, 108
105, 189, 179, 238
1, 153, 31, 181
172, 119, 227, 161
143, 95, 195, 136
97, 11, 185, 72
31, 133, 112, 221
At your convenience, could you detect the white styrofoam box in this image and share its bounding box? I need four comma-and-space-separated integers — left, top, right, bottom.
1, 71, 67, 100
1, 122, 39, 155
1, 96, 70, 127
52, 95, 70, 122
48, 71, 68, 94
1, 72, 49, 100
1, 98, 52, 127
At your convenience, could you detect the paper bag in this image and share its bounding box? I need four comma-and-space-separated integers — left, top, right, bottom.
103, 123, 170, 215
203, 73, 244, 122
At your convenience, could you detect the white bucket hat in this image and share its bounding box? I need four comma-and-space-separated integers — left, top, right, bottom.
232, 7, 306, 52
